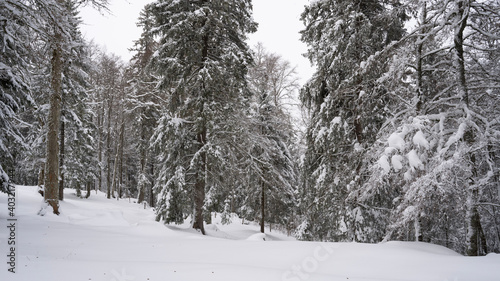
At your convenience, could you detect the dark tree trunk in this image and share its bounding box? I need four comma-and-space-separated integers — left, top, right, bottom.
117, 119, 125, 198
106, 96, 113, 199
44, 14, 63, 215
454, 0, 469, 107
416, 3, 427, 113
97, 106, 103, 193
467, 205, 488, 256
137, 118, 146, 204
58, 113, 65, 200
192, 16, 209, 235
452, 0, 485, 256
149, 189, 155, 207
261, 180, 265, 233
149, 162, 155, 208
85, 181, 91, 198
192, 129, 206, 235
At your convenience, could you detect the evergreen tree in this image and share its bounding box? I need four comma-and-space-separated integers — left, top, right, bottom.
128, 5, 161, 206
298, 0, 406, 241
54, 1, 97, 199
0, 0, 35, 193
32, 0, 107, 213
360, 0, 500, 255
149, 0, 257, 234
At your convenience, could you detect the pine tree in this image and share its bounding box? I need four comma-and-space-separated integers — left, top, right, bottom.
149, 0, 257, 234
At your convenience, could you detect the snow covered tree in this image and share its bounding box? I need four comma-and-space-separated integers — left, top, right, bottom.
88, 52, 124, 199
149, 0, 257, 234
359, 0, 500, 255
245, 43, 298, 233
128, 5, 161, 206
298, 0, 406, 241
38, 0, 107, 213
61, 38, 98, 199
0, 0, 35, 193
44, 1, 98, 200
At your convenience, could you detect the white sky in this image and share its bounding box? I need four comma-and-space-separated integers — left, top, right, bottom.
79, 0, 314, 84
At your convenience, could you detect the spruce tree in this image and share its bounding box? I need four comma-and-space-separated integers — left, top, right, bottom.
128, 5, 161, 205
149, 0, 257, 234
0, 0, 34, 193
299, 0, 406, 241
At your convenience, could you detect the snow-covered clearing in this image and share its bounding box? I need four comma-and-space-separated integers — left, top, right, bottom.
1, 186, 499, 281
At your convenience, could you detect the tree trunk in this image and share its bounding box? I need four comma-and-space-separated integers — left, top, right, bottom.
44, 13, 63, 215
85, 181, 91, 198
110, 144, 119, 199
416, 3, 427, 113
118, 118, 125, 198
111, 117, 124, 200
38, 166, 45, 187
192, 20, 209, 235
261, 180, 265, 233
149, 161, 155, 208
452, 0, 486, 256
106, 96, 113, 199
415, 215, 423, 242
137, 118, 147, 204
58, 113, 65, 200
192, 129, 206, 235
454, 0, 469, 107
97, 106, 103, 193
467, 205, 488, 256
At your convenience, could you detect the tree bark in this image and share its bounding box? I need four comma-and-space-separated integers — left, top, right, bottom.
192, 129, 206, 235
452, 0, 487, 256
58, 111, 65, 200
416, 3, 427, 113
44, 13, 63, 215
149, 161, 155, 208
85, 181, 91, 198
137, 116, 147, 204
192, 14, 209, 235
454, 0, 470, 107
106, 95, 113, 199
261, 180, 265, 233
111, 117, 124, 199
38, 166, 45, 187
97, 105, 103, 193
118, 118, 125, 198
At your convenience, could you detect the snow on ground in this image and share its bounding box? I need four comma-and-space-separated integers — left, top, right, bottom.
1, 186, 499, 281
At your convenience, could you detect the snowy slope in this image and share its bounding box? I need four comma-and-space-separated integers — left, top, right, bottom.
1, 186, 499, 281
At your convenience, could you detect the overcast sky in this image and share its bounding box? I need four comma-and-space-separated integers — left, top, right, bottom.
79, 0, 314, 84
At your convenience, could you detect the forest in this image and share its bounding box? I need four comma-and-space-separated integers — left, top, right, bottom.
1, 0, 499, 257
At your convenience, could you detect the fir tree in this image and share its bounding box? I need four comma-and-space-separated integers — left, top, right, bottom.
298, 0, 406, 241
149, 0, 257, 234
0, 0, 34, 193
128, 5, 161, 206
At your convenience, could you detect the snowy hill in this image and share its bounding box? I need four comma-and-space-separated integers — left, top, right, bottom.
1, 186, 499, 281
